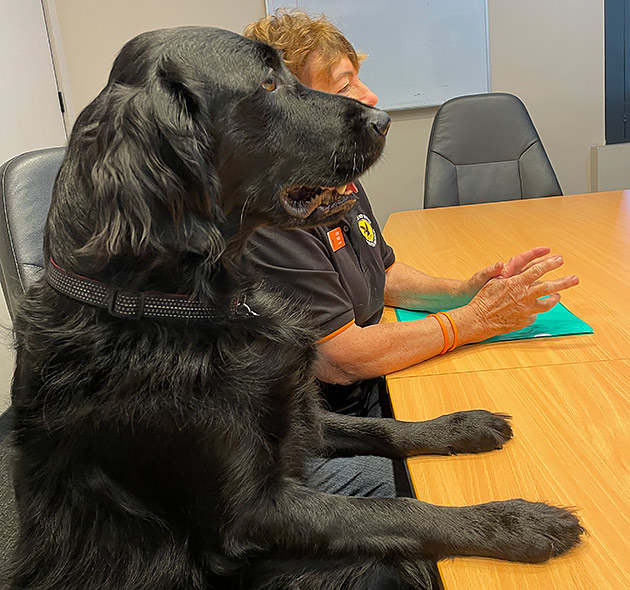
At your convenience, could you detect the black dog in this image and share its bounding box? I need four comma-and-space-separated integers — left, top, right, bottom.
8, 27, 582, 590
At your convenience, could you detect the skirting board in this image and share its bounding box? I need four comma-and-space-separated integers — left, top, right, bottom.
591, 144, 630, 192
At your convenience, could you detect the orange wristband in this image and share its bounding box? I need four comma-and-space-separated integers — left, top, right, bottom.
428, 313, 449, 355
439, 312, 458, 352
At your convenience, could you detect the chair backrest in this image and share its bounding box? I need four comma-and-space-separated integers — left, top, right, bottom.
0, 147, 65, 319
424, 93, 562, 209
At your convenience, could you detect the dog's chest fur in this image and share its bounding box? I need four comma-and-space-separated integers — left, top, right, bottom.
12, 280, 322, 525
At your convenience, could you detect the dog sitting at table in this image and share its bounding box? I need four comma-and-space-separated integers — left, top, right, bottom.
7, 26, 582, 590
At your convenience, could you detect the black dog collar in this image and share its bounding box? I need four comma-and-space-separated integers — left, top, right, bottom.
46, 258, 257, 321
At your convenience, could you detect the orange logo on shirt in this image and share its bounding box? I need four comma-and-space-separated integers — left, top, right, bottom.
327, 227, 345, 252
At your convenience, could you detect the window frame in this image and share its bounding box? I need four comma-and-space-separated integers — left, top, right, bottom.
605, 0, 630, 143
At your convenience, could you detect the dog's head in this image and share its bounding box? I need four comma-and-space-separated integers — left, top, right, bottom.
50, 27, 389, 270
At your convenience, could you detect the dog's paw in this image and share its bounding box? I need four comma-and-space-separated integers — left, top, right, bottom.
468, 499, 584, 563
429, 409, 513, 455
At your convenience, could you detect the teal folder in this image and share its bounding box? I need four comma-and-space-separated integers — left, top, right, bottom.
394, 302, 593, 344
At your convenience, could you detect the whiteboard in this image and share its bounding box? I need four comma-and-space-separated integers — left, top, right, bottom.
265, 0, 490, 111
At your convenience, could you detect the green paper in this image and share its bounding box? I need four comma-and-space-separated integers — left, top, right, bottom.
394, 302, 593, 343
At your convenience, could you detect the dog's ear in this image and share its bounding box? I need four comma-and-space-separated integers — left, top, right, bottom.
80, 58, 225, 264
156, 57, 203, 118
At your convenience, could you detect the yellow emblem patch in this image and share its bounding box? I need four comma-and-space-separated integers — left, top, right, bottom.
357, 214, 376, 247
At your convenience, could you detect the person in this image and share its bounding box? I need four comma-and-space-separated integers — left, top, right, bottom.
243, 12, 579, 497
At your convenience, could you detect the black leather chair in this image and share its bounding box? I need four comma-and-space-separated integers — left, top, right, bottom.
0, 428, 17, 584
424, 93, 562, 208
0, 147, 64, 582
0, 147, 65, 319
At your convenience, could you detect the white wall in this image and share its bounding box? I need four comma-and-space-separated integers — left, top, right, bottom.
0, 0, 67, 165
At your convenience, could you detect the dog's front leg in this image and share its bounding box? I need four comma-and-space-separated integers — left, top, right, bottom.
318, 409, 513, 458
225, 482, 582, 564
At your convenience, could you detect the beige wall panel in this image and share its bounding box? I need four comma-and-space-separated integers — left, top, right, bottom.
487, 0, 605, 198
52, 0, 266, 118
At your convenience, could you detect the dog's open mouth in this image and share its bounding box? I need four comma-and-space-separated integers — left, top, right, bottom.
280, 182, 359, 220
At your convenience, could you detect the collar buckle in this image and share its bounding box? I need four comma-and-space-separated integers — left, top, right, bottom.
105, 288, 146, 320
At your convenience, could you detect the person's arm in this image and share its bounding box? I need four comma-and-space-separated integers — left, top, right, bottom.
383, 261, 478, 311
315, 254, 579, 385
383, 247, 553, 311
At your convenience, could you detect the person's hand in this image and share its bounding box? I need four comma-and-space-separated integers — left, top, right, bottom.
500, 246, 552, 278
463, 254, 579, 342
462, 247, 553, 302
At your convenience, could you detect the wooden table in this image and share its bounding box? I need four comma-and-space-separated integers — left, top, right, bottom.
382, 191, 630, 377
382, 191, 630, 589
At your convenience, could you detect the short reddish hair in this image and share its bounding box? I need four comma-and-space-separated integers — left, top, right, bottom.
244, 11, 366, 83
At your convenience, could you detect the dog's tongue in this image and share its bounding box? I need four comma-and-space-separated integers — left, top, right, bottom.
340, 182, 358, 195
323, 182, 358, 195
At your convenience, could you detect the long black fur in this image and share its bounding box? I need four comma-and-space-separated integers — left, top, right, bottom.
7, 27, 582, 590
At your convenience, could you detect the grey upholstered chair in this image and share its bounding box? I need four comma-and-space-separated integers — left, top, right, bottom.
0, 147, 65, 581
0, 147, 65, 319
0, 426, 17, 585
423, 93, 562, 208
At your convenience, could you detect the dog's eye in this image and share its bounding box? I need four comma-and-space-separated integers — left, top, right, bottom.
261, 77, 277, 92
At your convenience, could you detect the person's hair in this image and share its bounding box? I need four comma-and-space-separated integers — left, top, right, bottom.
244, 11, 366, 83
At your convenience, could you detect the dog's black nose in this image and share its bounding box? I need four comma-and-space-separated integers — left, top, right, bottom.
371, 110, 391, 137
371, 109, 392, 137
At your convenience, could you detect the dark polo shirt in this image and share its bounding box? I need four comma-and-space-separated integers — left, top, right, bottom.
248, 183, 395, 413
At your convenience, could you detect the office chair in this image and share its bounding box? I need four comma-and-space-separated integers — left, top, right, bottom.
423, 93, 562, 208
0, 147, 65, 320
0, 147, 64, 577
0, 428, 17, 582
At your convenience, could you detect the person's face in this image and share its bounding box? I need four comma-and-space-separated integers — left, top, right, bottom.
304, 55, 378, 107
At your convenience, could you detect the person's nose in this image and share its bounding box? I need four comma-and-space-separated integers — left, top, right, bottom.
355, 78, 378, 107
